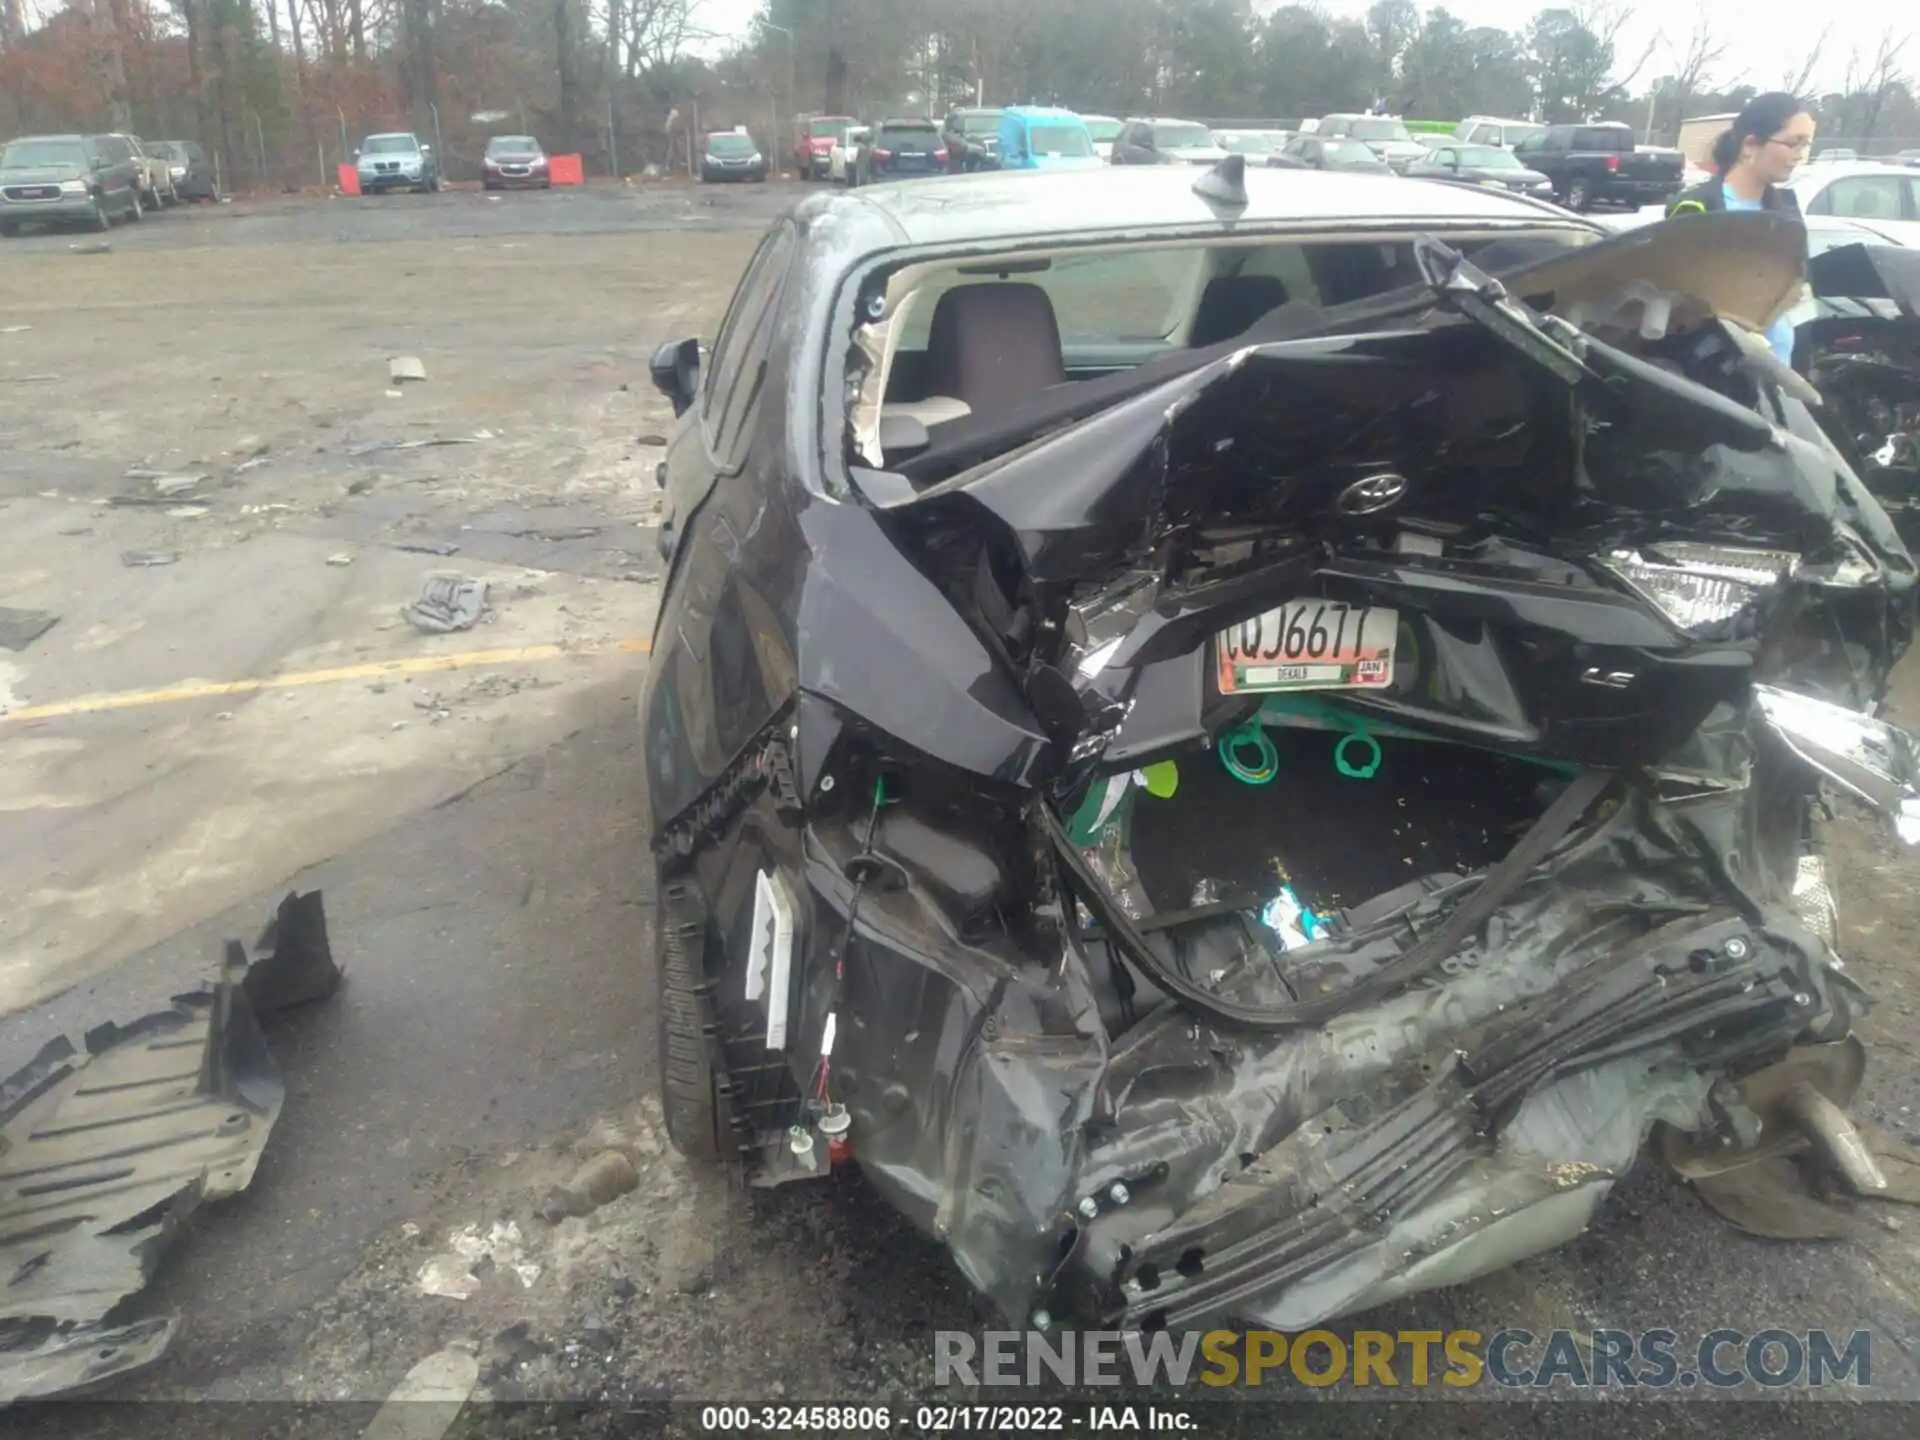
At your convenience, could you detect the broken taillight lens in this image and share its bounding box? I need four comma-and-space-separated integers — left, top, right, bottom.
1605, 153, 1620, 172
1601, 543, 1800, 629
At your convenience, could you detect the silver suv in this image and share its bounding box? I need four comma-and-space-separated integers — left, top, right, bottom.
355, 133, 441, 195
0, 133, 144, 235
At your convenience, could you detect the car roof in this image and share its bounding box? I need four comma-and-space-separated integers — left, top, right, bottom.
1786, 161, 1916, 187
1004, 106, 1081, 119
877, 116, 938, 126
801, 165, 1589, 254
365, 132, 419, 141
7, 133, 86, 142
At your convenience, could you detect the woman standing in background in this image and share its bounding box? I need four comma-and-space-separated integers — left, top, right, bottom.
1666, 91, 1816, 365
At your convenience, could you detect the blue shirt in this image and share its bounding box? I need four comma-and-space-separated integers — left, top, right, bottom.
1722, 183, 1799, 366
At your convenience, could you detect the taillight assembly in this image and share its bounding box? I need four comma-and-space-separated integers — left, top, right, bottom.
934, 148, 948, 162
1605, 153, 1619, 171
873, 148, 893, 161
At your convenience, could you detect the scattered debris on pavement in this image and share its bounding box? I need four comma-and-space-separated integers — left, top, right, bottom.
402, 573, 490, 633
111, 472, 206, 506
389, 356, 429, 384
67, 241, 110, 255
0, 374, 57, 385
0, 607, 58, 653
233, 455, 272, 477
165, 505, 210, 519
359, 1343, 479, 1440
416, 1222, 541, 1300
635, 433, 668, 447
537, 1150, 640, 1223
326, 552, 354, 566
0, 325, 30, 334
385, 388, 404, 399
347, 432, 494, 458
120, 549, 180, 568
0, 892, 341, 1403
398, 541, 461, 556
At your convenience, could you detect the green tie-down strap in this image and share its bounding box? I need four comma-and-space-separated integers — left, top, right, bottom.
1253, 694, 1581, 779
1218, 723, 1280, 785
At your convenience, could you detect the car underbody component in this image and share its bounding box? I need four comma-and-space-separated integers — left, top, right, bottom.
0, 892, 339, 1403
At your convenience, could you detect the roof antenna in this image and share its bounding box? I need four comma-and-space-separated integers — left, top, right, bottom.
1192, 153, 1248, 211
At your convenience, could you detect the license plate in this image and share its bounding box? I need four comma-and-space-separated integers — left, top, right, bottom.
1215, 601, 1396, 694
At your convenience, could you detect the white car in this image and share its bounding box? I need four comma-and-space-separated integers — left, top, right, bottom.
830, 125, 869, 186
1081, 115, 1122, 163
1783, 162, 1920, 248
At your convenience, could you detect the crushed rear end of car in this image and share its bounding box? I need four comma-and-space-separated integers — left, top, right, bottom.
645, 210, 1920, 1333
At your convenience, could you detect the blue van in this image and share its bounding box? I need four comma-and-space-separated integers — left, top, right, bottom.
996, 107, 1102, 172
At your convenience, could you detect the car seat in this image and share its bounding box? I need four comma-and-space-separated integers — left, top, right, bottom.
922, 282, 1066, 416
1189, 274, 1290, 346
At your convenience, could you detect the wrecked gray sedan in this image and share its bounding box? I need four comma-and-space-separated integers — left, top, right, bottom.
639, 162, 1920, 1333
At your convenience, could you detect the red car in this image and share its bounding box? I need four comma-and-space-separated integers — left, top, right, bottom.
796, 115, 854, 180
481, 135, 551, 190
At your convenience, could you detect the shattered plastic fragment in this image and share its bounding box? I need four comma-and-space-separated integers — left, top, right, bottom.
402, 573, 489, 633
1259, 884, 1325, 951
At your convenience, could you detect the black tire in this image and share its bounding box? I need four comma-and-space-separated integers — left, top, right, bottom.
1566, 178, 1592, 212
656, 879, 729, 1164
92, 195, 111, 230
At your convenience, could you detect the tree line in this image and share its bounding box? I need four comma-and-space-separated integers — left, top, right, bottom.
0, 0, 1914, 190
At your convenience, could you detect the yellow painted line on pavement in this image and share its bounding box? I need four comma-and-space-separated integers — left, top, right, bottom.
1, 637, 652, 724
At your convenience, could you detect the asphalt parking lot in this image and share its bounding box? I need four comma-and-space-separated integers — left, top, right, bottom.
5, 181, 1920, 1436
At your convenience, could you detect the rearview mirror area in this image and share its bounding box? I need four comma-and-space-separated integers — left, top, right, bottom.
649, 336, 702, 417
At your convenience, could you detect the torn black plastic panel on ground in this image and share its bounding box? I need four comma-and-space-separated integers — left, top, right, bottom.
0, 892, 339, 1402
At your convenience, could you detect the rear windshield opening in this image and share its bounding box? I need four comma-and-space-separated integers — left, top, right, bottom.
849, 228, 1597, 480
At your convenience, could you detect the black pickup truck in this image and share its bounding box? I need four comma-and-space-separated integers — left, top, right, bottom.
1513, 122, 1683, 211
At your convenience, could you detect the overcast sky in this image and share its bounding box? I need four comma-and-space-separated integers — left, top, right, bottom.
689, 1, 1912, 99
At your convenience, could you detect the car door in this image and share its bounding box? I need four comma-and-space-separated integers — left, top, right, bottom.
92, 136, 137, 208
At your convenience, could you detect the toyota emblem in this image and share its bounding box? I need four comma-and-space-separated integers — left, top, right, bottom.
1337, 473, 1409, 516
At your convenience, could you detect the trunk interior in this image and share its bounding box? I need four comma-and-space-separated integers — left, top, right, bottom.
1119, 727, 1555, 923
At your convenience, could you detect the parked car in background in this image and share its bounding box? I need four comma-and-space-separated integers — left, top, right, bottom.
1316, 114, 1427, 172
482, 135, 552, 189
1406, 142, 1552, 198
355, 132, 440, 194
943, 108, 1005, 172
1898, 150, 1920, 169
1813, 147, 1861, 164
830, 125, 869, 185
997, 107, 1100, 172
857, 118, 947, 184
113, 134, 175, 210
1211, 130, 1290, 165
1785, 163, 1920, 247
1513, 122, 1681, 211
701, 131, 768, 184
1413, 132, 1453, 152
0, 133, 143, 234
1453, 116, 1545, 150
142, 140, 216, 202
1081, 114, 1122, 162
1111, 118, 1228, 166
1273, 134, 1392, 174
797, 116, 854, 180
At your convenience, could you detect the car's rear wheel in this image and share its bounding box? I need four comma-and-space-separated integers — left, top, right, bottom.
656, 877, 730, 1164
1566, 178, 1592, 211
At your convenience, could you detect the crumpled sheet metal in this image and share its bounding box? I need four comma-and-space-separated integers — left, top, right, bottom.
0, 891, 339, 1403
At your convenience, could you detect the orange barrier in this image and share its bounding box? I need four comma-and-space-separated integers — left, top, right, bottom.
549, 154, 584, 186
338, 163, 361, 196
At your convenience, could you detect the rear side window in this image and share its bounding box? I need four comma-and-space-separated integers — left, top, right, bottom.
1575, 128, 1627, 151
1812, 175, 1909, 220
702, 222, 796, 467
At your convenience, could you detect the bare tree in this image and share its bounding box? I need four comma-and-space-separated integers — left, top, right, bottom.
1855, 27, 1909, 143
1781, 21, 1832, 98
1579, 0, 1660, 97
1663, 7, 1729, 140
